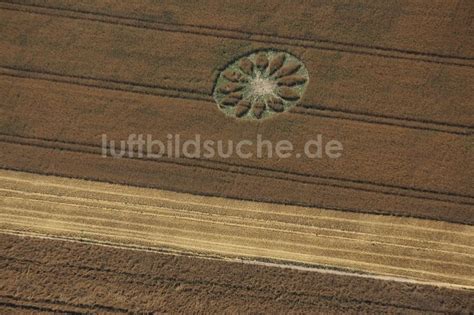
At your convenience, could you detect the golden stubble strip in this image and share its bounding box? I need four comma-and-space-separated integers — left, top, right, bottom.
0, 169, 473, 288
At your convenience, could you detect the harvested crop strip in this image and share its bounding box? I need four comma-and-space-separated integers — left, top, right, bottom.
0, 169, 472, 289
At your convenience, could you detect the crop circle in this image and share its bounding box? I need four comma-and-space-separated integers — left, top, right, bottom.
213, 50, 309, 120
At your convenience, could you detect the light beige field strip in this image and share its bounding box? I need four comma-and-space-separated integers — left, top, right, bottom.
2, 190, 473, 257
1, 204, 471, 270
0, 169, 473, 288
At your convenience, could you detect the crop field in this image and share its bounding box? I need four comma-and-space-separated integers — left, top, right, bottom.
1, 169, 473, 287
0, 0, 473, 313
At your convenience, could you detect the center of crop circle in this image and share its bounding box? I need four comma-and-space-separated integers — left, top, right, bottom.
250, 73, 276, 98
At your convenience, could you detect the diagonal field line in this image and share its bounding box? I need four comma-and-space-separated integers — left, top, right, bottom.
1, 173, 473, 236
0, 63, 472, 135
2, 191, 473, 259
1, 133, 473, 207
0, 1, 472, 66
3, 206, 472, 270
2, 188, 473, 255
1, 170, 473, 288
1, 229, 472, 292
0, 214, 472, 288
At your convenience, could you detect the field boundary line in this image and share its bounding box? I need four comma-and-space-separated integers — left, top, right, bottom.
0, 255, 455, 313
3, 187, 473, 244
1, 215, 473, 288
3, 190, 473, 257
0, 294, 128, 313
0, 1, 473, 67
1, 214, 471, 284
1, 133, 473, 207
5, 163, 471, 227
1, 169, 473, 287
4, 206, 471, 270
2, 229, 472, 292
1, 177, 472, 237
0, 300, 84, 314
0, 65, 471, 135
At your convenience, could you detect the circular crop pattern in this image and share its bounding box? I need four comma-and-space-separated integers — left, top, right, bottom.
213, 50, 309, 120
